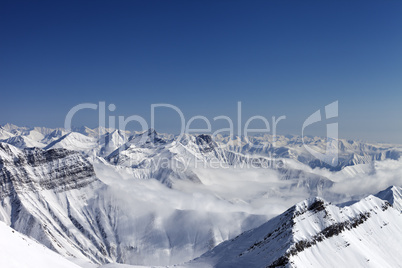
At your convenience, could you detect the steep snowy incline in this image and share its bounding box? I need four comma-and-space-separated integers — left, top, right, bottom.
0, 221, 81, 268
188, 187, 402, 268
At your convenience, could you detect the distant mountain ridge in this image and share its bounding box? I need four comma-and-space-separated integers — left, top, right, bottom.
1, 123, 401, 172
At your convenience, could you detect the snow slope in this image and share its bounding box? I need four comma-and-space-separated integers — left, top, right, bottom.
188, 187, 402, 268
0, 126, 14, 140
0, 221, 80, 268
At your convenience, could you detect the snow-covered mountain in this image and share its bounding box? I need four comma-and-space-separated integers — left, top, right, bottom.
0, 123, 401, 267
0, 135, 46, 149
188, 186, 402, 268
2, 124, 401, 172
41, 129, 68, 144
44, 132, 98, 152
99, 130, 128, 157
375, 185, 402, 212
0, 126, 16, 140
0, 141, 273, 266
0, 142, 106, 264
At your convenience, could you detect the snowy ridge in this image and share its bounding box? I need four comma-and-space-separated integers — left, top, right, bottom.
44, 132, 98, 152
188, 187, 402, 267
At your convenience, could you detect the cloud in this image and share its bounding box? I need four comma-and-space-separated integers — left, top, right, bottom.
327, 159, 402, 199
90, 156, 402, 264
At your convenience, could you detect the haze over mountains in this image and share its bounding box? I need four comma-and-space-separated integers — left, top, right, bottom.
0, 123, 401, 267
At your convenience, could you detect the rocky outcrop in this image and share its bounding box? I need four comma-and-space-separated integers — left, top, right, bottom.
0, 143, 98, 195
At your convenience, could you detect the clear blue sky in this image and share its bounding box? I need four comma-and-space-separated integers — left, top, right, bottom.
1, 0, 401, 143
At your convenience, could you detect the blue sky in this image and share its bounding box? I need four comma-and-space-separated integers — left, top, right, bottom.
1, 1, 401, 143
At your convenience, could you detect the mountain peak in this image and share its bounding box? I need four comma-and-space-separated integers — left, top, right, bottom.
127, 128, 165, 147
293, 196, 327, 215
44, 131, 97, 151
375, 185, 402, 212
195, 134, 216, 153
146, 128, 157, 135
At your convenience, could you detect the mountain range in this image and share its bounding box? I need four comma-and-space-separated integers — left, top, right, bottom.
0, 123, 401, 267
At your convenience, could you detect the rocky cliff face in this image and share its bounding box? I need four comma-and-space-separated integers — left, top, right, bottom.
0, 142, 107, 264
0, 143, 97, 194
